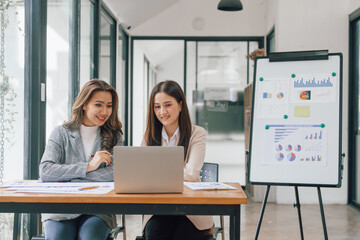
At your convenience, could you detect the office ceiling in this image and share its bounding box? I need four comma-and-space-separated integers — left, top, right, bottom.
107, 0, 181, 28
136, 40, 184, 66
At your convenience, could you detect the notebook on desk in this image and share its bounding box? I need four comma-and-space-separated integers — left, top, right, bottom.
113, 146, 184, 193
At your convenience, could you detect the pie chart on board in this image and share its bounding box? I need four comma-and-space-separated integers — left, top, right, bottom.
275, 144, 283, 151
287, 152, 296, 161
276, 153, 284, 161
285, 144, 292, 151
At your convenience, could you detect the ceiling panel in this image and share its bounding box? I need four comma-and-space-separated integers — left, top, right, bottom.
107, 0, 181, 28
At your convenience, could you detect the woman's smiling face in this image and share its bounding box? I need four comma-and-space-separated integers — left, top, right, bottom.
82, 91, 113, 126
154, 92, 182, 130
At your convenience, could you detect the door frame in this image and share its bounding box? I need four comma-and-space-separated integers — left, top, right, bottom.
349, 9, 360, 209
129, 36, 264, 145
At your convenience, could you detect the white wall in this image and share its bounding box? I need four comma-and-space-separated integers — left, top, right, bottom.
349, 0, 360, 12
265, 0, 278, 35
132, 0, 266, 36
267, 0, 350, 204
46, 3, 71, 140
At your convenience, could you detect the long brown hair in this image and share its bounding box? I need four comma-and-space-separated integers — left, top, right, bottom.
64, 79, 123, 151
144, 80, 192, 158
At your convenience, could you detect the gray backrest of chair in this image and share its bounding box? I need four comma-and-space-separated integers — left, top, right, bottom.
200, 162, 219, 182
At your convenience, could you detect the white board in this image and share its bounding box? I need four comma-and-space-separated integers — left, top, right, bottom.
248, 53, 342, 187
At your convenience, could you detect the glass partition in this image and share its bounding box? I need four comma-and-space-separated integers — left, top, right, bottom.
0, 1, 25, 237
80, 0, 93, 87
186, 41, 256, 185
1, 0, 25, 185
99, 9, 114, 84
132, 39, 260, 185
46, 0, 71, 139
132, 40, 184, 146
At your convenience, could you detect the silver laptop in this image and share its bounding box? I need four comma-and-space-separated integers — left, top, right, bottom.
113, 146, 184, 193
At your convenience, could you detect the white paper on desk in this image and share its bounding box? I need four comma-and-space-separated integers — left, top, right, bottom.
1, 180, 113, 188
184, 182, 237, 191
13, 186, 113, 194
2, 181, 114, 194
0, 180, 43, 187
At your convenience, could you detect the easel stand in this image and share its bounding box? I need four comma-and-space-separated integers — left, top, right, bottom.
254, 185, 328, 240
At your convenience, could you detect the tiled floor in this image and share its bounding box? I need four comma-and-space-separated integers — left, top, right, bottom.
116, 201, 360, 240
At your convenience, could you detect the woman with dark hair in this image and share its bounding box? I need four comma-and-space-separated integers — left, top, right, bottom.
142, 80, 213, 240
39, 79, 123, 240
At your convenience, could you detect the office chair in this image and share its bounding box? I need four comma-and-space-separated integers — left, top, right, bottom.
200, 162, 225, 240
30, 214, 126, 240
135, 162, 224, 240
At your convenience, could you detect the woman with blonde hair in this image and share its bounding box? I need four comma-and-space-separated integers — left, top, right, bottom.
39, 79, 123, 240
142, 80, 213, 240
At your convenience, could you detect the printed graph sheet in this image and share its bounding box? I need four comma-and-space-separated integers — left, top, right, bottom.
262, 125, 327, 166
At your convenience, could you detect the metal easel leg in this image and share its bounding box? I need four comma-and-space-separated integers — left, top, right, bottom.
254, 185, 271, 240
294, 186, 304, 240
317, 187, 328, 240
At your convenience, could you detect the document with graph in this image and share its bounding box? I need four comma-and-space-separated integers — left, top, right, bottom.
184, 182, 237, 191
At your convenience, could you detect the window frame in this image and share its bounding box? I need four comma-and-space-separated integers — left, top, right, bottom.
20, 0, 129, 237
99, 3, 117, 87
266, 27, 275, 56
348, 9, 360, 210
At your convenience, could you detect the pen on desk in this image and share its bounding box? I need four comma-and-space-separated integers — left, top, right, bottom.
79, 186, 99, 191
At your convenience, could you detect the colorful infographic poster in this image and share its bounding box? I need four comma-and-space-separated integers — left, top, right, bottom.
256, 78, 289, 118
291, 73, 337, 103
262, 124, 327, 166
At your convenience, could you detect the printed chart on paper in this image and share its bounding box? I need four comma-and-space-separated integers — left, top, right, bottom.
262, 124, 327, 166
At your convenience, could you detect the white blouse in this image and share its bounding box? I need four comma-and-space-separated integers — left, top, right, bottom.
161, 127, 179, 146
80, 125, 98, 160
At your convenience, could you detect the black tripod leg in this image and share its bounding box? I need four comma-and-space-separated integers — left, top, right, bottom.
294, 186, 304, 240
317, 187, 328, 240
254, 185, 271, 240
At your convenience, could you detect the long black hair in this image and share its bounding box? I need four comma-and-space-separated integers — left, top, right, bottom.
144, 80, 191, 159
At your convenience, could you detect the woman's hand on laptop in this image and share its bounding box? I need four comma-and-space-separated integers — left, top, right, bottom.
86, 150, 112, 172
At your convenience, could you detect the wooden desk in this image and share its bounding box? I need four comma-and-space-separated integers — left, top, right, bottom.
0, 182, 247, 240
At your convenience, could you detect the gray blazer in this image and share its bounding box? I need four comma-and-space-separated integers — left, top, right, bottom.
40, 125, 123, 229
